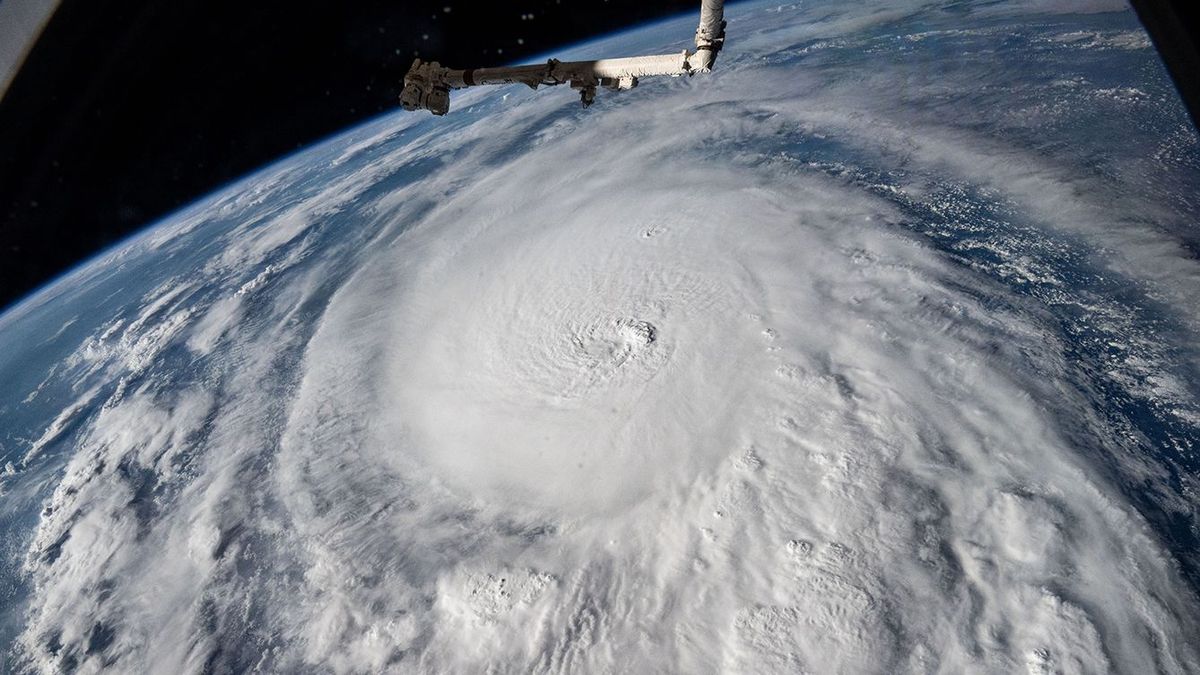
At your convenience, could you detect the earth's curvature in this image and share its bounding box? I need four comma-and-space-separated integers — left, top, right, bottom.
3, 0, 1200, 671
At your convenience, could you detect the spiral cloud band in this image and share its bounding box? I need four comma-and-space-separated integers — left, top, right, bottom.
2, 0, 1199, 672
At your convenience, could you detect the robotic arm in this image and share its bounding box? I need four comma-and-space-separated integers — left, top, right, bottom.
401, 0, 726, 115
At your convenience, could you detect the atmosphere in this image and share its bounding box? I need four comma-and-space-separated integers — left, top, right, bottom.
1, 0, 1199, 672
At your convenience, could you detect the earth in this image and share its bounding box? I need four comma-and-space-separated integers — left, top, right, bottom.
2, 0, 1200, 672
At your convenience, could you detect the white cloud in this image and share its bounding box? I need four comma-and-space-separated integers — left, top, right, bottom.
7, 0, 1199, 672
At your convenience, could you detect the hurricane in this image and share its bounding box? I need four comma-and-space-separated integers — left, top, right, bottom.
2, 0, 1199, 672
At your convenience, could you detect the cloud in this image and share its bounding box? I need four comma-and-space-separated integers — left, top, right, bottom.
6, 0, 1199, 672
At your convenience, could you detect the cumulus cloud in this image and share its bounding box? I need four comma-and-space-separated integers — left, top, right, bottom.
3, 0, 1199, 672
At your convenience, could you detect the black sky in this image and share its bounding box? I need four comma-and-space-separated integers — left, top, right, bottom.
0, 0, 703, 312
0, 0, 1197, 313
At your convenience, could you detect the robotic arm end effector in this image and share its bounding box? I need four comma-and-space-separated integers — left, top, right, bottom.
401, 59, 452, 116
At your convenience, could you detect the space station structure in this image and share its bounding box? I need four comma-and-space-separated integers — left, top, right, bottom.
401, 0, 726, 115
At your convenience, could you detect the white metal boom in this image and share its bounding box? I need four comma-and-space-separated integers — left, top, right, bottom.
401, 0, 726, 115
